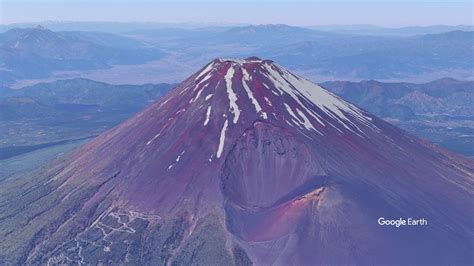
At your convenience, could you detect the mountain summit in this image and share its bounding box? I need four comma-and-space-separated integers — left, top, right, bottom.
1, 58, 472, 265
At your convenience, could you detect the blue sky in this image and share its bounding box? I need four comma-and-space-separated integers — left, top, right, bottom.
1, 0, 472, 26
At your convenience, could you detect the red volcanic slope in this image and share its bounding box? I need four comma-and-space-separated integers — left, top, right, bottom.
13, 57, 474, 264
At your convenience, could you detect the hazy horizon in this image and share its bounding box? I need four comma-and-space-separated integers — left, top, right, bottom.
1, 0, 473, 27
1, 20, 473, 29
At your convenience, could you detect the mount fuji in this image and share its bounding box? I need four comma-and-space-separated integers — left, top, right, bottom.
0, 57, 472, 265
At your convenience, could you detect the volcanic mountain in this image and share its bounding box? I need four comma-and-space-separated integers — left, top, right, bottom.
0, 57, 473, 265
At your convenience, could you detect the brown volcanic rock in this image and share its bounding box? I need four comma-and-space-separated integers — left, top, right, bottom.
0, 58, 472, 265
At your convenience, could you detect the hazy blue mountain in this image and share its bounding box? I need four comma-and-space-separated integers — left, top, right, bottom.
0, 26, 165, 84
321, 78, 474, 118
266, 31, 474, 80
59, 31, 147, 49
1, 78, 174, 121
0, 79, 174, 159
1, 22, 470, 36
125, 26, 231, 41
309, 24, 474, 36
127, 25, 473, 82
0, 22, 248, 34
126, 24, 340, 55
321, 78, 474, 157
215, 24, 338, 46
1, 24, 473, 86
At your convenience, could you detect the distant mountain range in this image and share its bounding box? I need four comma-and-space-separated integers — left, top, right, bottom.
0, 78, 173, 121
0, 79, 174, 159
322, 77, 474, 120
309, 24, 474, 36
322, 78, 474, 157
1, 22, 471, 35
215, 24, 337, 46
111, 25, 474, 83
1, 24, 472, 86
0, 26, 164, 85
265, 30, 474, 80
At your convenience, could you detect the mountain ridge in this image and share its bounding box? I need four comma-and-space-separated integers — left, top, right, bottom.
0, 26, 164, 83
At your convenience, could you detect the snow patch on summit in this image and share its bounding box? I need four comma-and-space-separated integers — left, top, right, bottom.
263, 62, 375, 135
224, 67, 241, 124
195, 62, 215, 81
242, 68, 267, 119
281, 69, 373, 132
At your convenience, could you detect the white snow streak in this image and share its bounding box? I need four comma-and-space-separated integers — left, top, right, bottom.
264, 97, 272, 106
190, 87, 206, 103
263, 63, 375, 135
161, 98, 171, 107
204, 106, 212, 126
175, 108, 186, 115
296, 108, 321, 134
242, 68, 267, 119
264, 64, 325, 127
205, 94, 213, 101
283, 103, 320, 134
168, 151, 185, 170
216, 120, 229, 158
176, 151, 185, 162
279, 68, 372, 134
284, 103, 299, 123
224, 67, 241, 123
195, 62, 215, 81
146, 132, 161, 145
195, 73, 212, 89
189, 62, 215, 102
